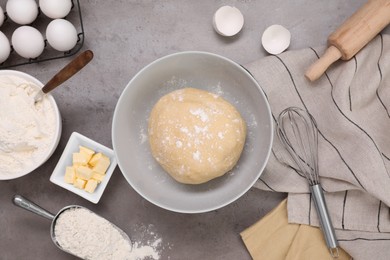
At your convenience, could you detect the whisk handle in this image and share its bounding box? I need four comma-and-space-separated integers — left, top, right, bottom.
310, 184, 339, 258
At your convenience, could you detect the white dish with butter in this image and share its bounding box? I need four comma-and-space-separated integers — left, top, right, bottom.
50, 132, 117, 204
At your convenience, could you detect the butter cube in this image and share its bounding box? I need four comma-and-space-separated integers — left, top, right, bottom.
64, 166, 76, 184
72, 152, 89, 166
75, 166, 94, 180
79, 146, 95, 162
84, 179, 98, 193
92, 172, 105, 183
92, 155, 110, 175
73, 178, 86, 189
89, 152, 103, 167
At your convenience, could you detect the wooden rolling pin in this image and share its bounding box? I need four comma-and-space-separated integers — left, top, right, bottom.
305, 0, 390, 81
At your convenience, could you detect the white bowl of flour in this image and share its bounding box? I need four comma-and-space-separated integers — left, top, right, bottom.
0, 70, 61, 180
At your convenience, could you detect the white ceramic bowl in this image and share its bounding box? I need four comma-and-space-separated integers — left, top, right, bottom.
112, 51, 273, 213
50, 132, 117, 204
0, 70, 61, 180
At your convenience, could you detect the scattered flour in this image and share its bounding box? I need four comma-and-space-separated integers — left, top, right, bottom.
212, 81, 224, 96
130, 239, 161, 260
189, 108, 209, 122
139, 127, 147, 144
130, 223, 170, 260
192, 150, 201, 161
194, 125, 208, 135
180, 127, 189, 133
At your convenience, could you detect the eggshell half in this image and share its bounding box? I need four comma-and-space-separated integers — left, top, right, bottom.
261, 24, 291, 55
213, 6, 244, 37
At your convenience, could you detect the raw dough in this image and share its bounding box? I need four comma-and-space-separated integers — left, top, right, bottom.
148, 88, 246, 184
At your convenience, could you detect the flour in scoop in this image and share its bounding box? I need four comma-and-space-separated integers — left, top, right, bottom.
54, 207, 163, 260
55, 208, 132, 259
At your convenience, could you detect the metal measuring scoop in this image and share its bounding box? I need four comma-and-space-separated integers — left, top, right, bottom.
12, 195, 132, 259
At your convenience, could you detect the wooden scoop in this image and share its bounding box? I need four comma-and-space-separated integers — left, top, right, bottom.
305, 0, 390, 81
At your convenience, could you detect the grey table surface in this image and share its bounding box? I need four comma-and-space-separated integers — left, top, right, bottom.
1, 0, 389, 259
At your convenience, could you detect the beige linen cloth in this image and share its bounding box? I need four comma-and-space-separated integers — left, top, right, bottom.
243, 34, 390, 260
241, 199, 351, 259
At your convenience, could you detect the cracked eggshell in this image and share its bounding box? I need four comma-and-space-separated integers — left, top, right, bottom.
213, 6, 244, 37
261, 24, 291, 55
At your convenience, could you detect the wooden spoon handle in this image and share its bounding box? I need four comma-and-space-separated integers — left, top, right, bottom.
42, 50, 94, 94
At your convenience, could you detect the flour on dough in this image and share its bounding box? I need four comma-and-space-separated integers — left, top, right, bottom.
148, 88, 246, 184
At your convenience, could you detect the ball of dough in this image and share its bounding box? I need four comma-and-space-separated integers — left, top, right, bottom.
148, 88, 246, 184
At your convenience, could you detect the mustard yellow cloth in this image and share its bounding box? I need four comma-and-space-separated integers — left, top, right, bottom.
241, 199, 351, 260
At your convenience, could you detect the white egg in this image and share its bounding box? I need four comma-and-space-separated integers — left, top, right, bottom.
6, 0, 38, 25
39, 0, 72, 19
0, 31, 11, 63
213, 6, 244, 37
0, 6, 5, 27
261, 24, 291, 55
46, 19, 78, 52
12, 26, 45, 59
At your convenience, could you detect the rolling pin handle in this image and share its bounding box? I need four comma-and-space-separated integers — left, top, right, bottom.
305, 45, 342, 82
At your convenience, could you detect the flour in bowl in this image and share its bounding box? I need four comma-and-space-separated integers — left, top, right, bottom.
0, 74, 57, 178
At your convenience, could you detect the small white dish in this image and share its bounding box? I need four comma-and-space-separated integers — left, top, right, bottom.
50, 132, 117, 204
